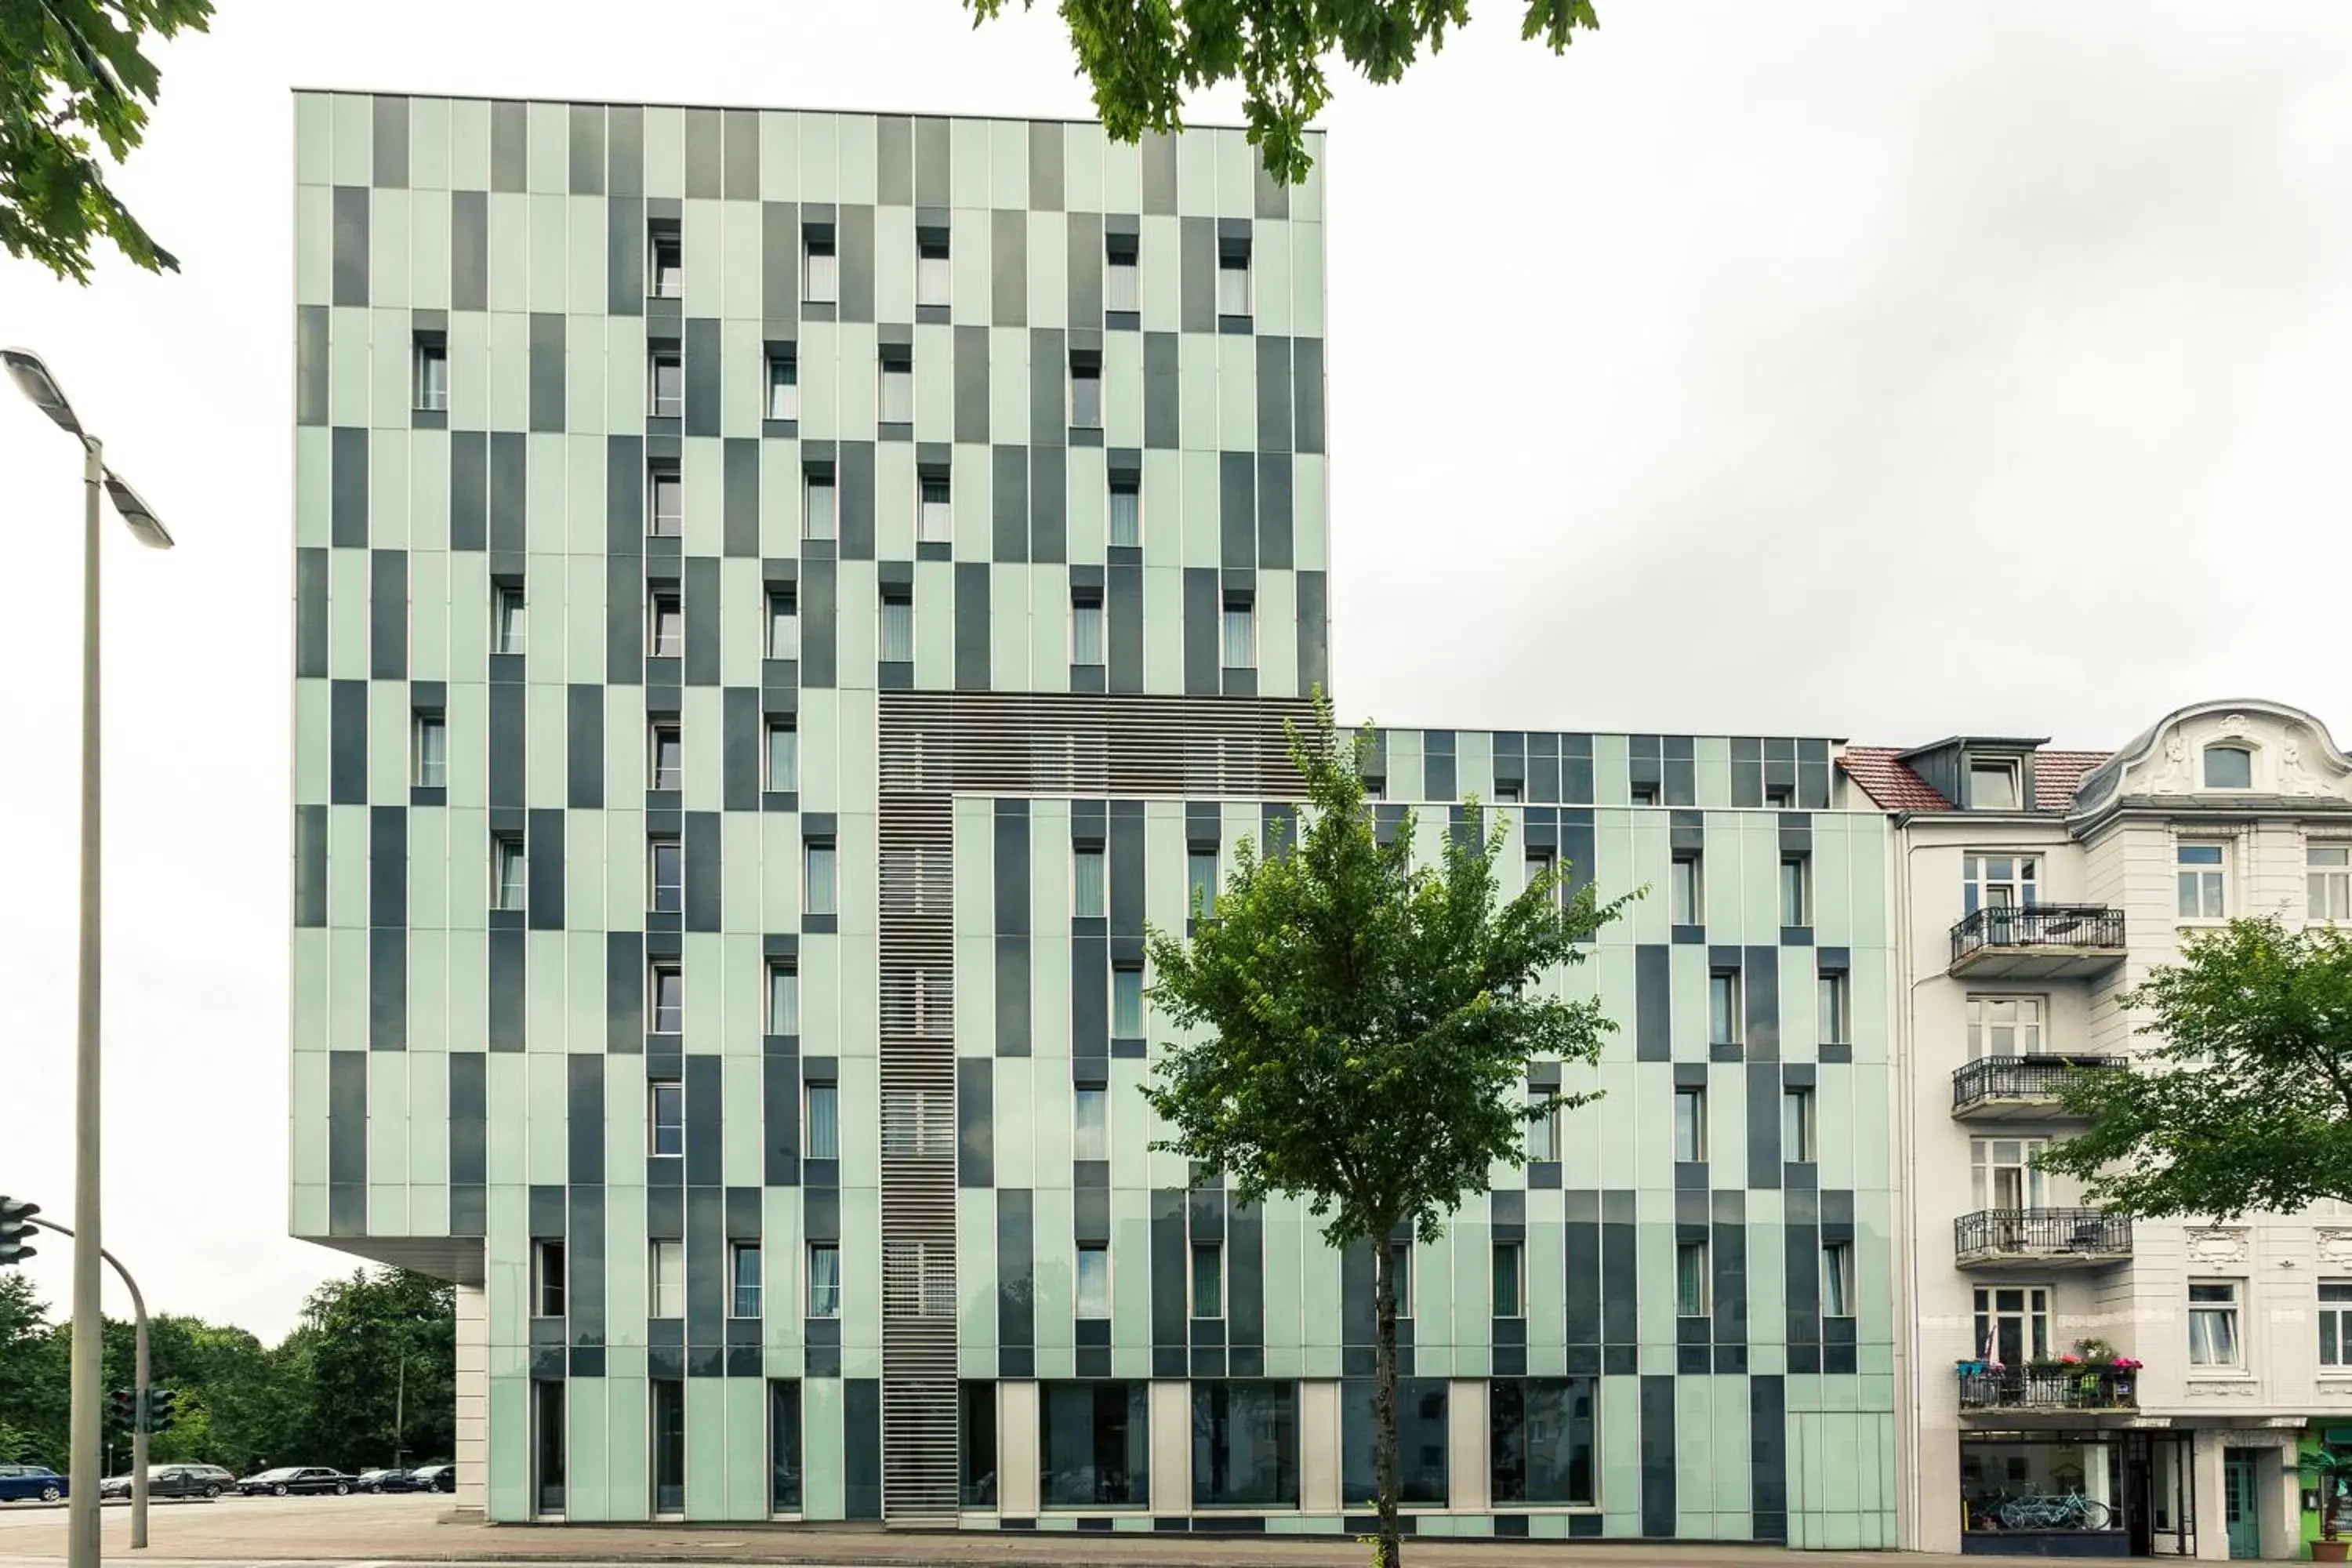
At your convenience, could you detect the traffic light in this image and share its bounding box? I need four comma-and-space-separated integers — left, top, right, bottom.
108, 1388, 136, 1431
144, 1388, 178, 1435
0, 1197, 37, 1266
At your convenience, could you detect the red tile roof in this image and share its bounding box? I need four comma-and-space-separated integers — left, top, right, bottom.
1836, 746, 2114, 813
2032, 750, 2111, 812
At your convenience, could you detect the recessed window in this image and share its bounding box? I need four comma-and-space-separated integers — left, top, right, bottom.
1490, 1379, 1595, 1507
1220, 597, 1254, 670
2177, 843, 2227, 920
1108, 476, 1141, 546
1971, 1135, 2046, 1209
648, 463, 682, 537
1073, 1085, 1109, 1162
1187, 848, 1218, 919
1190, 1242, 1223, 1319
1965, 995, 2041, 1058
1975, 1285, 2052, 1367
648, 347, 684, 419
1675, 1240, 1709, 1318
767, 590, 799, 660
532, 1239, 566, 1317
648, 223, 683, 299
919, 474, 952, 543
1818, 972, 1850, 1046
804, 838, 838, 916
412, 712, 448, 789
1112, 963, 1143, 1037
1075, 1243, 1110, 1318
493, 583, 526, 655
1216, 237, 1251, 317
1674, 1087, 1705, 1162
1969, 760, 2020, 810
492, 833, 526, 912
2320, 1281, 2352, 1367
1526, 1094, 1557, 1162
803, 233, 837, 304
1387, 1241, 1414, 1319
649, 589, 684, 658
731, 1243, 762, 1319
2204, 744, 2253, 791
766, 962, 798, 1036
1526, 851, 1554, 893
1963, 854, 2037, 914
766, 719, 797, 793
877, 348, 913, 424
1630, 782, 1659, 807
1821, 1241, 1854, 1319
2188, 1279, 2241, 1367
1073, 843, 1106, 920
2314, 846, 2352, 921
808, 1244, 841, 1318
1764, 782, 1794, 808
413, 336, 448, 412
1708, 971, 1741, 1046
916, 232, 951, 308
1669, 854, 1700, 925
1782, 1086, 1815, 1163
804, 1080, 839, 1161
767, 352, 799, 421
1779, 854, 1810, 927
1069, 358, 1102, 429
804, 472, 836, 541
648, 837, 682, 914
879, 588, 913, 663
1493, 1241, 1524, 1319
1071, 592, 1105, 667
1496, 781, 1523, 803
648, 962, 684, 1035
649, 720, 683, 791
649, 1239, 685, 1319
648, 1080, 684, 1156
1105, 232, 1138, 313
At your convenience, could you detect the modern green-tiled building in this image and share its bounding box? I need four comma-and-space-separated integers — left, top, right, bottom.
289, 92, 1899, 1544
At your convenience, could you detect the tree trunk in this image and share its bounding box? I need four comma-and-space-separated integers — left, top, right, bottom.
1373, 1238, 1403, 1568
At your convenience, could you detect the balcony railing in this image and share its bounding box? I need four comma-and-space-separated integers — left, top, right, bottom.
1951, 1054, 2127, 1119
1956, 1365, 2138, 1414
1948, 905, 2126, 978
1955, 1207, 2132, 1266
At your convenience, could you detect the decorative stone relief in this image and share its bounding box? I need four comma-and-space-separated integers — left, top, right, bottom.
2183, 1378, 2259, 1398
2318, 1229, 2352, 1269
2184, 1226, 2249, 1266
2283, 724, 2330, 794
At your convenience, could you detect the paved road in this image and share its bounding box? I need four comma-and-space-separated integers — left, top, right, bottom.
0, 1494, 1968, 1565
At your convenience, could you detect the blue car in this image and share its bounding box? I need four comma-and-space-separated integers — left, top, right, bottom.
0, 1464, 67, 1504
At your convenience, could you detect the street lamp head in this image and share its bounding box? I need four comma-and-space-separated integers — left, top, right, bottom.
102, 474, 174, 550
2, 347, 84, 436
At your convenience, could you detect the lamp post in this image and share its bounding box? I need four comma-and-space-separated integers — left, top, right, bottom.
2, 347, 174, 1568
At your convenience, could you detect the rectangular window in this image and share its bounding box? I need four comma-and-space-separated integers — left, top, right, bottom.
413, 337, 448, 412
649, 721, 683, 790
877, 350, 913, 424
1780, 854, 1810, 926
1974, 1284, 2053, 1366
1821, 1240, 1854, 1319
1042, 1381, 1149, 1508
413, 712, 448, 788
649, 1080, 684, 1156
880, 590, 913, 662
767, 590, 799, 660
1966, 995, 2044, 1058
1221, 597, 1254, 669
731, 1243, 762, 1319
648, 589, 684, 658
648, 224, 683, 298
1216, 241, 1251, 317
804, 1080, 839, 1161
1670, 854, 1700, 924
2177, 843, 2228, 919
1526, 1094, 1558, 1163
493, 583, 526, 654
1075, 1244, 1109, 1319
766, 962, 799, 1036
804, 839, 837, 916
648, 464, 683, 536
1108, 477, 1141, 546
532, 1240, 566, 1318
1970, 760, 2020, 809
1187, 848, 1218, 918
804, 234, 837, 303
807, 1244, 840, 1317
649, 1239, 685, 1319
1490, 1379, 1595, 1506
1071, 593, 1105, 666
771, 1381, 804, 1514
1631, 782, 1659, 806
1709, 970, 1741, 1045
648, 347, 683, 418
1112, 963, 1144, 1037
804, 473, 836, 541
2321, 1281, 2352, 1367
492, 833, 526, 912
1388, 1242, 1414, 1319
1073, 1086, 1109, 1162
1190, 1243, 1223, 1319
1675, 1240, 1709, 1317
1963, 853, 2039, 914
766, 720, 797, 793
652, 1377, 685, 1515
1818, 972, 1849, 1045
1764, 782, 1794, 808
1069, 360, 1102, 429
1191, 1382, 1297, 1508
1493, 1242, 1523, 1319
1525, 851, 1554, 895
1782, 1086, 1815, 1163
2314, 847, 2352, 922
1341, 1379, 1448, 1507
648, 837, 683, 914
2188, 1280, 2241, 1367
1073, 844, 1107, 920
959, 1382, 996, 1510
1970, 1136, 2047, 1210
919, 475, 952, 543
1675, 1087, 1706, 1163
916, 234, 951, 307
648, 963, 684, 1035
766, 352, 798, 421
1105, 233, 1139, 312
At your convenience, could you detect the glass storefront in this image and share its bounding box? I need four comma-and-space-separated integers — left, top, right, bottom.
1962, 1436, 2121, 1537
1341, 1379, 1448, 1505
1040, 1381, 1149, 1508
1490, 1377, 1597, 1507
1192, 1381, 1299, 1508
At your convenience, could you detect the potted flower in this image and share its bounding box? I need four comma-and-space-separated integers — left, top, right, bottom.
2303, 1442, 2352, 1561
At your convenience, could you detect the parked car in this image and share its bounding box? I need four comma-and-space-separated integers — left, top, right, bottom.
0, 1464, 67, 1504
355, 1468, 421, 1494
99, 1465, 236, 1501
236, 1466, 354, 1497
407, 1462, 456, 1494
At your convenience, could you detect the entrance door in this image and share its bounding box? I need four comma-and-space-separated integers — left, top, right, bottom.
532, 1378, 566, 1516
2223, 1449, 2260, 1559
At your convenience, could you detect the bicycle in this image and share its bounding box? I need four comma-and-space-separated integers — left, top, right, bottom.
1998, 1490, 2115, 1530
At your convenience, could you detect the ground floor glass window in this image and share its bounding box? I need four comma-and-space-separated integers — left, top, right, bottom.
1192, 1381, 1298, 1508
651, 1378, 686, 1515
768, 1380, 802, 1513
959, 1381, 997, 1508
1040, 1381, 1149, 1508
1960, 1437, 2121, 1535
1341, 1379, 1448, 1505
1490, 1377, 1596, 1506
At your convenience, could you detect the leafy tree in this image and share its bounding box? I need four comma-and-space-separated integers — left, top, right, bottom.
1142, 701, 1629, 1566
967, 0, 1601, 184
298, 1269, 457, 1471
1, 0, 212, 281
2042, 917, 2352, 1217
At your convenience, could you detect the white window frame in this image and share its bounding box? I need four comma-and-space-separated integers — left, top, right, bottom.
766, 720, 797, 794
649, 1240, 685, 1319
1782, 1086, 1815, 1163
730, 1241, 762, 1319
2313, 844, 2352, 923
1968, 759, 2020, 810
1966, 995, 2045, 1059
1962, 853, 2039, 915
2177, 841, 2229, 921
1674, 1087, 1706, 1163
1817, 971, 1849, 1046
648, 227, 684, 299
647, 465, 683, 537
648, 962, 684, 1036
1221, 597, 1254, 670
1493, 1240, 1525, 1319
804, 839, 838, 916
1073, 844, 1107, 920
1970, 1136, 2047, 1210
2321, 1280, 2352, 1371
2188, 1279, 2243, 1370
1111, 962, 1144, 1037
1670, 854, 1701, 925
916, 234, 951, 308
1070, 593, 1105, 667
1779, 853, 1810, 927
879, 590, 913, 663
1708, 971, 1741, 1045
648, 589, 684, 659
807, 1243, 841, 1318
803, 473, 837, 541
1973, 1283, 2053, 1363
803, 235, 837, 304
1108, 477, 1142, 547
1073, 1086, 1109, 1162
1821, 1240, 1854, 1319
648, 837, 683, 914
877, 351, 913, 425
648, 1080, 684, 1156
919, 474, 953, 543
1075, 1242, 1110, 1319
532, 1238, 566, 1318
648, 347, 684, 419
2203, 743, 2254, 791
413, 712, 448, 789
413, 338, 448, 412
649, 721, 683, 791
767, 590, 799, 660
766, 352, 799, 422
1675, 1239, 1710, 1318
1526, 1094, 1558, 1162
493, 583, 526, 654
804, 1080, 839, 1161
766, 962, 799, 1036
492, 833, 526, 912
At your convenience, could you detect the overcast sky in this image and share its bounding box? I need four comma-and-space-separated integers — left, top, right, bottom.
3, 0, 2350, 1340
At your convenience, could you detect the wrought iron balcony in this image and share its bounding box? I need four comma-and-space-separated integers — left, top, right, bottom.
1951, 1055, 2127, 1121
1956, 1364, 2138, 1415
1955, 1208, 2132, 1268
1948, 905, 2126, 979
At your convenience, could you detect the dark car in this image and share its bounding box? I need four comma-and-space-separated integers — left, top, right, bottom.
0, 1464, 67, 1504
355, 1468, 420, 1494
407, 1462, 456, 1494
236, 1466, 354, 1497
99, 1465, 236, 1501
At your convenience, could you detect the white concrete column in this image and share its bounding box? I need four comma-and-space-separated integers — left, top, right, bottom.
2193, 1431, 2230, 1563
2259, 1439, 2300, 1562
1447, 1379, 1490, 1514
1299, 1380, 1342, 1515
998, 1381, 1040, 1518
1149, 1380, 1190, 1516
453, 1281, 488, 1517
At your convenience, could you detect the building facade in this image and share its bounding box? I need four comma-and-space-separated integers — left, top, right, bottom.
289, 92, 1904, 1544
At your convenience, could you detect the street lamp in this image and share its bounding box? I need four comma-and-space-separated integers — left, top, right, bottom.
3, 347, 176, 1568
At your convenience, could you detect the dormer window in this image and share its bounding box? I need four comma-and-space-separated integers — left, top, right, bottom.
2204, 744, 2253, 791
1969, 759, 2020, 811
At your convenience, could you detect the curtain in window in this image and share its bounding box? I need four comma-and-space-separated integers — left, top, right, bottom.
2189, 1302, 2238, 1366
1071, 369, 1102, 428
807, 1083, 839, 1160
804, 478, 836, 540
768, 357, 798, 421
768, 597, 799, 659
732, 1246, 762, 1318
768, 725, 797, 793
920, 480, 952, 542
768, 967, 799, 1035
1075, 1249, 1109, 1318
1105, 255, 1138, 312
809, 1246, 841, 1316
1221, 605, 1252, 669
880, 364, 914, 423
1072, 601, 1105, 666
805, 844, 837, 914
881, 597, 914, 662
1112, 967, 1143, 1036
1109, 485, 1140, 546
1074, 849, 1106, 920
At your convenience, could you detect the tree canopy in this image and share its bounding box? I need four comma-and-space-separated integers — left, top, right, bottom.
0, 0, 211, 282
2042, 917, 2352, 1218
967, 0, 1601, 184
